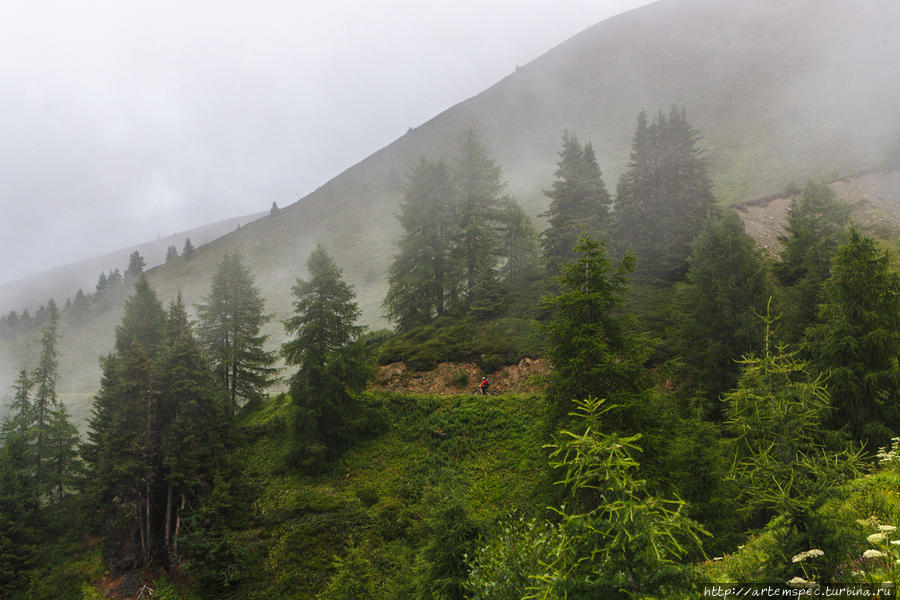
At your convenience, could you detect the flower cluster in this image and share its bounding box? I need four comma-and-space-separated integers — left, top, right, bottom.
791, 549, 824, 563
876, 438, 900, 466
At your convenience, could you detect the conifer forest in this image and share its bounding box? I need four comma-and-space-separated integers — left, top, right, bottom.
2, 2, 900, 598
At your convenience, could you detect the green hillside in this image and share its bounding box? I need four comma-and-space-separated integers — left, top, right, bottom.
3, 0, 900, 422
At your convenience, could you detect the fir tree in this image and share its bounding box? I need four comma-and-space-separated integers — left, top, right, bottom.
773, 181, 850, 341
125, 250, 146, 280
535, 398, 707, 598
44, 401, 79, 501
82, 282, 227, 568
451, 129, 507, 300
0, 436, 39, 597
182, 238, 195, 260
95, 271, 109, 295
384, 158, 459, 330
159, 294, 228, 560
542, 233, 649, 425
31, 298, 60, 486
498, 199, 540, 283
83, 278, 168, 567
673, 212, 773, 410
805, 228, 900, 445
723, 311, 864, 578
196, 252, 277, 416
541, 131, 611, 273
166, 244, 179, 262
282, 245, 368, 457
71, 287, 90, 319
1, 369, 33, 444
614, 107, 718, 284
107, 268, 123, 286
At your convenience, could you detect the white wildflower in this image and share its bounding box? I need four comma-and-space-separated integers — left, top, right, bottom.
868, 533, 886, 544
863, 549, 886, 559
787, 576, 809, 587
880, 525, 897, 533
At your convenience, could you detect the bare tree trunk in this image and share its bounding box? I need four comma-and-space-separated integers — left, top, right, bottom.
173, 493, 185, 554
136, 494, 147, 564
164, 483, 173, 554
145, 480, 152, 563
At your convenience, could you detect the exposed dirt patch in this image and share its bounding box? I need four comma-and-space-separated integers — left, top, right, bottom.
734, 168, 900, 254
373, 358, 549, 395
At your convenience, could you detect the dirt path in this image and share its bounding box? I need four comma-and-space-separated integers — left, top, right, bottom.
372, 358, 549, 395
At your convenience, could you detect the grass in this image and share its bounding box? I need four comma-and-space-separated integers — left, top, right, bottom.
221, 389, 549, 599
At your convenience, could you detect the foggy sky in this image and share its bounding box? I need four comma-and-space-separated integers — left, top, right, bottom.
0, 0, 654, 285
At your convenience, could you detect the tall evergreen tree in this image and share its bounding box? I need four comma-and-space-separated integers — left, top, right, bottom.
723, 313, 863, 578
451, 129, 507, 299
614, 107, 718, 284
384, 158, 459, 330
282, 245, 368, 457
497, 199, 540, 282
805, 228, 900, 445
84, 282, 227, 568
31, 299, 60, 486
0, 435, 39, 597
540, 131, 611, 273
83, 278, 167, 567
95, 271, 109, 295
159, 294, 228, 560
166, 244, 179, 262
125, 250, 146, 280
44, 401, 79, 501
1, 368, 33, 444
542, 233, 649, 425
773, 181, 850, 341
673, 212, 773, 410
182, 238, 196, 260
71, 287, 90, 319
196, 252, 277, 417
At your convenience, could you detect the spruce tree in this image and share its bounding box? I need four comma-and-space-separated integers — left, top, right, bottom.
31, 298, 60, 486
95, 271, 109, 295
83, 278, 168, 567
125, 250, 146, 280
773, 181, 850, 341
498, 199, 540, 283
0, 436, 39, 597
614, 107, 718, 284
451, 129, 507, 300
282, 245, 368, 457
1, 369, 33, 444
673, 212, 772, 410
196, 252, 277, 416
542, 233, 648, 425
166, 244, 179, 262
384, 158, 459, 330
723, 312, 863, 578
182, 238, 195, 260
159, 294, 227, 559
541, 131, 611, 273
71, 288, 90, 319
805, 228, 900, 445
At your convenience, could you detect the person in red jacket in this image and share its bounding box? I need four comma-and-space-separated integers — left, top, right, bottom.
479, 376, 490, 395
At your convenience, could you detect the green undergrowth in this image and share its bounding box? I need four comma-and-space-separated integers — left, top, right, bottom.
376, 315, 542, 372
220, 390, 549, 599
698, 468, 900, 586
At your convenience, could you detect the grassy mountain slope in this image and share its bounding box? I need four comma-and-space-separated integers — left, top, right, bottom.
3, 0, 900, 420
0, 212, 263, 315
209, 391, 546, 599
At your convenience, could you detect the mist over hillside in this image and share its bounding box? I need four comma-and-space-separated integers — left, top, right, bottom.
2, 0, 899, 422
